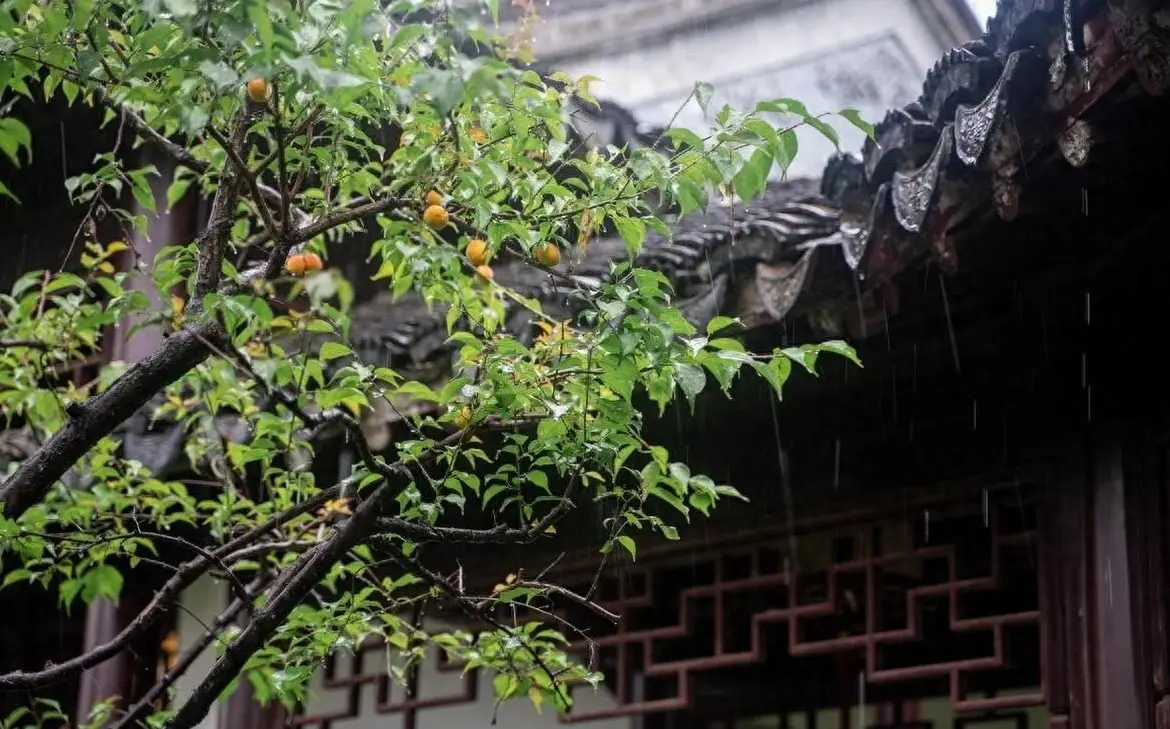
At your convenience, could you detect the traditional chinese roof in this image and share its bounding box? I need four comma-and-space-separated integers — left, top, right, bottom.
819, 0, 1169, 288
346, 0, 1170, 421
8, 0, 1169, 483
347, 178, 839, 381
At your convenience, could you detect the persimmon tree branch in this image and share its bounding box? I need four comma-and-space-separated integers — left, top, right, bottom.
0, 478, 348, 689
192, 113, 255, 299
0, 174, 415, 522
376, 538, 576, 708
110, 579, 265, 729
206, 124, 281, 246
161, 477, 395, 729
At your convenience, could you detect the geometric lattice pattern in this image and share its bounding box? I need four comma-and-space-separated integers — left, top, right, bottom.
290, 643, 477, 728
290, 490, 1046, 727
555, 493, 1044, 723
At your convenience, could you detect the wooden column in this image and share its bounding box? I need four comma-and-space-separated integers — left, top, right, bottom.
1044, 429, 1160, 729
75, 587, 159, 719
217, 681, 288, 729
1087, 434, 1144, 728
76, 149, 193, 720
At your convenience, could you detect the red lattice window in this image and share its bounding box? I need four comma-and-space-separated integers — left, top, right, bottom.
291, 488, 1048, 729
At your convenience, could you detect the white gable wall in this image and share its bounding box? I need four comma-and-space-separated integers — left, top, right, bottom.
546, 0, 966, 178
173, 581, 629, 729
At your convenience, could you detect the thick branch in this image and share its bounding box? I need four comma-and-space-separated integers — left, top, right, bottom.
161, 479, 394, 729
293, 195, 410, 243
206, 125, 280, 245
91, 87, 210, 175
0, 339, 56, 350
0, 479, 345, 688
193, 115, 254, 300
0, 325, 218, 520
110, 579, 265, 729
0, 532, 223, 690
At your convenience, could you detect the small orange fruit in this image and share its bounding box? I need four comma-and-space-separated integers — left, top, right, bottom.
453, 406, 473, 429
423, 204, 449, 229
302, 252, 323, 272
534, 242, 561, 267
285, 252, 323, 276
285, 253, 307, 276
246, 77, 269, 103
466, 239, 489, 266
474, 264, 494, 283
468, 126, 487, 143
425, 190, 443, 207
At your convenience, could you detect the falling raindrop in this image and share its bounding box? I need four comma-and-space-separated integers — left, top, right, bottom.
1082, 187, 1089, 216
770, 397, 800, 572
912, 344, 918, 393
891, 365, 898, 421
856, 671, 867, 729
1105, 557, 1113, 606
1081, 352, 1087, 389
882, 298, 891, 351
938, 273, 960, 373
853, 275, 868, 339
982, 489, 989, 527
924, 509, 930, 543
833, 438, 841, 490
1085, 291, 1091, 326
972, 399, 978, 431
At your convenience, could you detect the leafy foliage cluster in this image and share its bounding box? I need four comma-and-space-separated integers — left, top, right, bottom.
0, 0, 866, 727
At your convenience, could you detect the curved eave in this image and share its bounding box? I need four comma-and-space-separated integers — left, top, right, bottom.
819, 0, 1170, 290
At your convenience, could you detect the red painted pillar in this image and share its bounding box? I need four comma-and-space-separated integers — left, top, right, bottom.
75, 149, 193, 720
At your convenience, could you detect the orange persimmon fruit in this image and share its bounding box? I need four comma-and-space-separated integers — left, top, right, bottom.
423, 204, 449, 229
466, 238, 489, 266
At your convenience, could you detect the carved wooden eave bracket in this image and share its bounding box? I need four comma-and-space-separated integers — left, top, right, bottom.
891, 124, 953, 234
825, 0, 1170, 297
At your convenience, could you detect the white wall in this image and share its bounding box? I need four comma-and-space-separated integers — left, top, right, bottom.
297, 640, 629, 729
174, 576, 227, 729
173, 583, 628, 729
549, 0, 958, 179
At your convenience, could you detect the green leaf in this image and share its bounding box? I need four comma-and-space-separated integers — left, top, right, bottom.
733, 148, 772, 204
706, 316, 739, 335
83, 564, 124, 603
166, 177, 192, 210
0, 118, 32, 167
198, 60, 240, 90
527, 471, 549, 491
248, 2, 275, 52
694, 81, 714, 118
414, 69, 465, 117
817, 339, 862, 367
672, 363, 706, 405
837, 108, 874, 139
772, 129, 799, 176
753, 357, 791, 401
493, 673, 519, 700
666, 127, 704, 151
805, 115, 840, 148
485, 0, 501, 23
129, 172, 158, 214
613, 216, 647, 254
616, 535, 636, 560
319, 342, 353, 361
